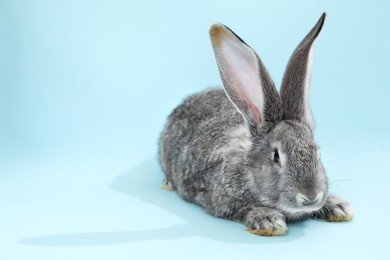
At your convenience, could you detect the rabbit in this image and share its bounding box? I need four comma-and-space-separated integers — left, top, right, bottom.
158, 13, 353, 236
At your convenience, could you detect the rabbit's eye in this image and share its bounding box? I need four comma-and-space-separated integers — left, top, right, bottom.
273, 149, 280, 163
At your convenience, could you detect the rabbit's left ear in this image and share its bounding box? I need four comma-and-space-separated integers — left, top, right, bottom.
209, 23, 282, 135
280, 13, 326, 130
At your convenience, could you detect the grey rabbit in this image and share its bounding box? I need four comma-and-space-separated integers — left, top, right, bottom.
158, 13, 353, 236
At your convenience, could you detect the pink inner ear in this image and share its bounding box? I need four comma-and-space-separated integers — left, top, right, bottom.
229, 63, 263, 125
211, 24, 265, 127
248, 102, 262, 124
235, 86, 262, 124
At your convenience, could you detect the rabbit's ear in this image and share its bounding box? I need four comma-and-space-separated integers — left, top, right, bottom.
210, 23, 281, 135
280, 13, 326, 130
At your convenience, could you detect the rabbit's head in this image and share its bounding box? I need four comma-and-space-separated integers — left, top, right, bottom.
210, 13, 328, 216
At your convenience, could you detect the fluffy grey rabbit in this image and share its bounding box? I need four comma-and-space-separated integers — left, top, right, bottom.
158, 13, 353, 236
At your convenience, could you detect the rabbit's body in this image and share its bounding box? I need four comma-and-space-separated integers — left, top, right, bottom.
159, 88, 253, 217
160, 88, 314, 222
159, 13, 353, 236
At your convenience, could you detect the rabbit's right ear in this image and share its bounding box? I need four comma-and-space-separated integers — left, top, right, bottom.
280, 13, 326, 130
210, 24, 281, 135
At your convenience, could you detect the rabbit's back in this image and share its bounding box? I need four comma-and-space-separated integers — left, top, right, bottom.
159, 88, 247, 203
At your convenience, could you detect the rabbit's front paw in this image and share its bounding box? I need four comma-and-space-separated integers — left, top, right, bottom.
313, 194, 354, 222
245, 207, 287, 236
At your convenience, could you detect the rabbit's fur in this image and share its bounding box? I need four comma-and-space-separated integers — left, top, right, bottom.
159, 13, 353, 236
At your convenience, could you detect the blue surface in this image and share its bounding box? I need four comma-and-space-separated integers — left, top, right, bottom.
1, 1, 389, 259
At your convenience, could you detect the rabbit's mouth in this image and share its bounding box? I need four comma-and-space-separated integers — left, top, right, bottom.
277, 204, 325, 222
277, 200, 325, 215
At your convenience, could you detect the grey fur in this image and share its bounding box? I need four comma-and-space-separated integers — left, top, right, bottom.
158, 13, 353, 236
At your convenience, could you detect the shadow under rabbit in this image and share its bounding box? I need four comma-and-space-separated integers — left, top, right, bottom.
19, 158, 309, 247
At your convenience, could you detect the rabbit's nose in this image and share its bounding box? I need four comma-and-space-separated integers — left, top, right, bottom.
297, 192, 323, 206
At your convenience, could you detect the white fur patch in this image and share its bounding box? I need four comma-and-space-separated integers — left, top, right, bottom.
296, 193, 309, 206
316, 192, 324, 203
296, 192, 323, 207
278, 202, 322, 215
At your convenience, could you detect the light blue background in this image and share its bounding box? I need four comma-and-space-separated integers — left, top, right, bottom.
1, 1, 389, 259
